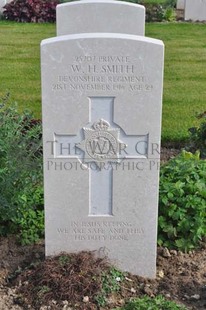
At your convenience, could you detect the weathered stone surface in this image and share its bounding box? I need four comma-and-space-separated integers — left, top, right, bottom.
41, 31, 164, 278
185, 0, 206, 21
176, 0, 185, 10
56, 0, 145, 36
0, 0, 11, 12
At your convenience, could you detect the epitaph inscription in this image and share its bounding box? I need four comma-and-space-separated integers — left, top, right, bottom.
57, 221, 145, 242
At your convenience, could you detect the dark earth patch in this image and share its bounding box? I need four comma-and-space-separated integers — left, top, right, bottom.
0, 236, 205, 310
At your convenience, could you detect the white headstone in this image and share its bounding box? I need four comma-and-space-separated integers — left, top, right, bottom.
176, 0, 185, 10
185, 0, 206, 21
41, 1, 164, 278
0, 0, 11, 13
57, 0, 145, 36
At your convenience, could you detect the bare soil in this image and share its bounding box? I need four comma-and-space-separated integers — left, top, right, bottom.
161, 146, 180, 163
0, 236, 206, 310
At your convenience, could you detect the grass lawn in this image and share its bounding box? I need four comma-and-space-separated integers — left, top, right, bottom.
146, 22, 206, 142
0, 21, 206, 142
0, 21, 55, 117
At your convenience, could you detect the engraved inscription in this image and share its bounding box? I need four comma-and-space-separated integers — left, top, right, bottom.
57, 221, 145, 241
52, 55, 153, 92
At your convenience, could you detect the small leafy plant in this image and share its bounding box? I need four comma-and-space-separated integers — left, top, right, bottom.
58, 254, 71, 266
116, 295, 188, 310
95, 267, 125, 307
164, 6, 176, 21
187, 111, 206, 159
37, 285, 51, 298
158, 151, 206, 251
0, 95, 44, 244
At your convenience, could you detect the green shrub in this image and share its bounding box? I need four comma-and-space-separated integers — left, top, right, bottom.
116, 295, 187, 310
164, 6, 176, 21
0, 94, 44, 244
109, 1, 176, 22
165, 0, 177, 7
187, 111, 206, 159
158, 151, 206, 251
143, 3, 165, 21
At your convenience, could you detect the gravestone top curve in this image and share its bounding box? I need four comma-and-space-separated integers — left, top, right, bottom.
57, 0, 145, 36
42, 32, 163, 46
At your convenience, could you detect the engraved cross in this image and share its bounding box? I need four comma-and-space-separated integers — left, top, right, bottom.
53, 97, 148, 216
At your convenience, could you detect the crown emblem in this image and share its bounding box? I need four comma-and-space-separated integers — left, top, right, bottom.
76, 118, 127, 169
92, 119, 110, 131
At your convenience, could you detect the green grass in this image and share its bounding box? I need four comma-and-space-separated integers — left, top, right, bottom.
115, 295, 188, 310
146, 23, 206, 142
0, 21, 55, 117
0, 21, 206, 142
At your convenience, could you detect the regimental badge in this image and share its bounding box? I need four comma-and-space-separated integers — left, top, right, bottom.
76, 119, 127, 168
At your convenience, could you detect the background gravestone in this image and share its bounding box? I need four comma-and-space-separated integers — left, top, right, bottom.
185, 0, 206, 21
0, 0, 4, 12
41, 1, 164, 278
176, 0, 185, 10
0, 0, 11, 13
57, 0, 145, 36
